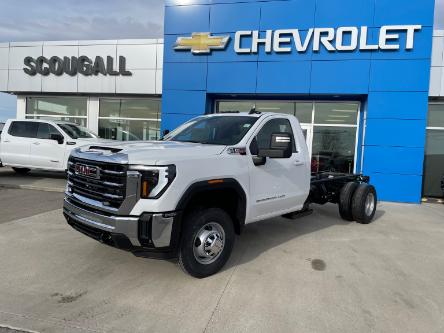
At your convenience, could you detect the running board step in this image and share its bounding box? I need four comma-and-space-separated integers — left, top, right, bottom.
282, 208, 313, 220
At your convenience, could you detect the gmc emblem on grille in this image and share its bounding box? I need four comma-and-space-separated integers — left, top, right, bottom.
75, 164, 99, 179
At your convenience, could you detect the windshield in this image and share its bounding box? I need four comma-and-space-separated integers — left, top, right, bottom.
57, 123, 97, 139
165, 116, 258, 145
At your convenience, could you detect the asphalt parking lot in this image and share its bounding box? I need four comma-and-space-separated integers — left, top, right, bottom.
0, 168, 65, 193
0, 188, 63, 224
0, 188, 444, 333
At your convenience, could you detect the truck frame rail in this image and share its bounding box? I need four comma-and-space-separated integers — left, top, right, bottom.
308, 172, 370, 205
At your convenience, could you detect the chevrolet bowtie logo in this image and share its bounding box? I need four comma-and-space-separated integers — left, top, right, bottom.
174, 33, 230, 54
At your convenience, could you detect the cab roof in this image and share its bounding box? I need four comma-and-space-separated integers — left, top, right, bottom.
203, 111, 287, 118
7, 119, 79, 126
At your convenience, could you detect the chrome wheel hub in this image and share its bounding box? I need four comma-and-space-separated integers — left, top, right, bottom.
193, 222, 225, 265
365, 192, 375, 216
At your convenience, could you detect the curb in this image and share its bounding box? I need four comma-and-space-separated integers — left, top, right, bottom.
0, 184, 65, 193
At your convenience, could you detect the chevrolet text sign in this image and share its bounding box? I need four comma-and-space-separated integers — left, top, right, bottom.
175, 25, 422, 54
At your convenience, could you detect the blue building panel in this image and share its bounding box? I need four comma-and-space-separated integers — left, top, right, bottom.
210, 2, 261, 33
364, 118, 427, 147
256, 61, 311, 94
374, 0, 435, 27
162, 0, 436, 203
369, 59, 431, 92
207, 62, 257, 93
162, 90, 207, 116
164, 5, 210, 35
314, 0, 375, 28
367, 92, 429, 119
366, 173, 424, 203
310, 60, 370, 94
163, 62, 207, 91
260, 0, 316, 31
363, 146, 425, 175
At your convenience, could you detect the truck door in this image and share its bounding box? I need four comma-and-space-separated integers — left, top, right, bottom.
30, 123, 66, 170
0, 121, 36, 166
248, 117, 310, 221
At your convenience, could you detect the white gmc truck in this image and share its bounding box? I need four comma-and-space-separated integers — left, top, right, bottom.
63, 112, 377, 278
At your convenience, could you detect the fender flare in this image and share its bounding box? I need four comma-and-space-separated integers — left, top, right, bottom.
176, 178, 247, 233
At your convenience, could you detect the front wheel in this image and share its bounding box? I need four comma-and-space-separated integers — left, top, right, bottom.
12, 167, 30, 175
178, 208, 235, 278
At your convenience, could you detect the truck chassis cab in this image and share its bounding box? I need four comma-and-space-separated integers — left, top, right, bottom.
63, 112, 377, 278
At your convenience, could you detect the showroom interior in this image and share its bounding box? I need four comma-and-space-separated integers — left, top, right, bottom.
0, 0, 443, 203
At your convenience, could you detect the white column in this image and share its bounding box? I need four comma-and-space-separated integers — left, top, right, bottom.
16, 96, 26, 119
88, 97, 99, 134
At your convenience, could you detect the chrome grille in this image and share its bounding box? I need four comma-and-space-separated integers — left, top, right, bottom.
67, 156, 127, 209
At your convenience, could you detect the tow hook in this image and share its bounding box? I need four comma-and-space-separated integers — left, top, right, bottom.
100, 233, 112, 244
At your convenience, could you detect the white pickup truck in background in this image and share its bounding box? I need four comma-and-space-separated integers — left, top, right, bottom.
0, 119, 108, 173
63, 111, 377, 278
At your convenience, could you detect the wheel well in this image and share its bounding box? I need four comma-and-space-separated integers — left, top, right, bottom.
178, 182, 247, 235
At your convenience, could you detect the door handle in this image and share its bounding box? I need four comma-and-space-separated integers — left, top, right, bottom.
3, 140, 10, 143
32, 142, 40, 145
294, 160, 304, 166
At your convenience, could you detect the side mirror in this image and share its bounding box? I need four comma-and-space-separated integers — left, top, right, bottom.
258, 132, 292, 159
51, 133, 64, 145
252, 155, 266, 166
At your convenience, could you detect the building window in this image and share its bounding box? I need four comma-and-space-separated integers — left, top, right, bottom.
216, 100, 360, 174
98, 98, 161, 141
311, 102, 359, 174
26, 97, 88, 127
423, 103, 444, 198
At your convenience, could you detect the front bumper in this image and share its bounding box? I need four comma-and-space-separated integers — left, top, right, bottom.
63, 197, 181, 259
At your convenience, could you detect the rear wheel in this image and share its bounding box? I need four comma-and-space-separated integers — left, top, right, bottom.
12, 167, 30, 175
338, 182, 358, 221
351, 184, 377, 224
178, 208, 235, 278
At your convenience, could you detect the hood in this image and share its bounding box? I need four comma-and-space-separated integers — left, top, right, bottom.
76, 137, 112, 142
74, 137, 114, 147
75, 140, 226, 165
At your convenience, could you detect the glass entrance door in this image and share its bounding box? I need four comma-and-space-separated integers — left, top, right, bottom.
423, 103, 444, 198
216, 100, 361, 174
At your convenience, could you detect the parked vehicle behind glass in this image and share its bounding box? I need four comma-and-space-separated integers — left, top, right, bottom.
0, 119, 108, 173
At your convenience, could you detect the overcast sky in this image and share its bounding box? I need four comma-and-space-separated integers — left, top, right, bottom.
0, 0, 443, 122
437, 0, 444, 28
0, 0, 164, 42
0, 0, 165, 122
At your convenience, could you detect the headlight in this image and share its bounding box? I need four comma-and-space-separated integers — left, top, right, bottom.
129, 165, 176, 199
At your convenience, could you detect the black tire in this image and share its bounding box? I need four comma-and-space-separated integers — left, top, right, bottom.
338, 182, 358, 221
12, 167, 31, 175
178, 207, 235, 278
351, 184, 377, 224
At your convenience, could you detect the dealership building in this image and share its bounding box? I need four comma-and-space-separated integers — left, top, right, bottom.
0, 0, 443, 204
